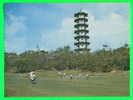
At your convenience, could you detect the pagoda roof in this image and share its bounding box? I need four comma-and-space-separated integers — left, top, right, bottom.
74, 24, 88, 28
74, 29, 89, 33
74, 35, 89, 39
74, 18, 88, 22
74, 41, 90, 46
74, 12, 88, 17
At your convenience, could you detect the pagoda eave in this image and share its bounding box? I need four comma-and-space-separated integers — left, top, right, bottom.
74, 18, 88, 22
74, 42, 90, 46
74, 35, 89, 39
74, 12, 88, 17
74, 24, 88, 28
74, 30, 89, 33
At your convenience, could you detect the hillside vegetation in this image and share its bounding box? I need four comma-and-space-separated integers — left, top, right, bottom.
5, 44, 130, 73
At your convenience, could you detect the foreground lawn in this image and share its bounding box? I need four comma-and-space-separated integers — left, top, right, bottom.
5, 70, 129, 97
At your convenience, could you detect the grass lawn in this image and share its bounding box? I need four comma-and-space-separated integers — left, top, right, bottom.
5, 70, 129, 97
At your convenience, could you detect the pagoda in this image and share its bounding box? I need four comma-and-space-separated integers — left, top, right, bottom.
74, 10, 90, 53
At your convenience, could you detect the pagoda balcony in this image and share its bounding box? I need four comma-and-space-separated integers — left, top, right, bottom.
74, 41, 90, 46
74, 24, 88, 28
74, 12, 88, 17
74, 18, 88, 22
74, 29, 89, 34
74, 35, 89, 39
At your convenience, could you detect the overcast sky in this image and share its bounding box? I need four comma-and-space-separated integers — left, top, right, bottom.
4, 3, 130, 54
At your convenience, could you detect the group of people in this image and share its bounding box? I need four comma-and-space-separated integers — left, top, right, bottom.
57, 72, 90, 80
28, 71, 90, 84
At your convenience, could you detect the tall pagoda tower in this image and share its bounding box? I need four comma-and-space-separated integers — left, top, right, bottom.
74, 10, 90, 53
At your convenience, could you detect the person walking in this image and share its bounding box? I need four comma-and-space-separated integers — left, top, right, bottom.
29, 71, 37, 84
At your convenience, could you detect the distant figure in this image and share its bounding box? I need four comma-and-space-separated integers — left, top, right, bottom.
70, 74, 73, 79
63, 73, 66, 78
57, 72, 63, 78
29, 71, 37, 84
86, 74, 89, 80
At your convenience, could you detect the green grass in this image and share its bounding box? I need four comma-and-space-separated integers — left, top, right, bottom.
5, 70, 129, 97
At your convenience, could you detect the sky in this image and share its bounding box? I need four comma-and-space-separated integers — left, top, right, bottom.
4, 3, 130, 54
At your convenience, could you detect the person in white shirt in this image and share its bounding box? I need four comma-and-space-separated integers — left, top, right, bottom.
29, 71, 37, 84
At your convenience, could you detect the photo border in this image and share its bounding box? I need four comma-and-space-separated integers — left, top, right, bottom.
0, 0, 132, 100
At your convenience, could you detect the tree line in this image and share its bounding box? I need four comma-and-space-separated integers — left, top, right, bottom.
5, 44, 130, 73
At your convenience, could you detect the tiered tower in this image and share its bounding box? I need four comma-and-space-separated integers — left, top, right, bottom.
74, 10, 90, 53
